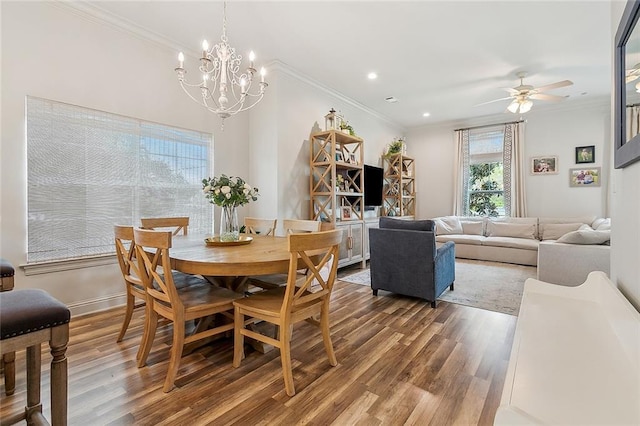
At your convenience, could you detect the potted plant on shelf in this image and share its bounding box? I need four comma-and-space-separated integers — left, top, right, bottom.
339, 120, 355, 136
384, 137, 405, 157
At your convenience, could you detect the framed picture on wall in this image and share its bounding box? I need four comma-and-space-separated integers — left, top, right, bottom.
531, 156, 558, 174
575, 145, 595, 164
569, 167, 601, 187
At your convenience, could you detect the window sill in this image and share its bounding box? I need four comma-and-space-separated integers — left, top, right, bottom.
21, 254, 117, 276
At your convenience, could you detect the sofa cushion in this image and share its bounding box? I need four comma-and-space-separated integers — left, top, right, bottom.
541, 223, 584, 241
379, 217, 434, 231
556, 228, 611, 245
538, 216, 596, 239
436, 234, 485, 246
460, 220, 484, 235
434, 216, 463, 235
482, 236, 539, 251
486, 221, 537, 240
593, 218, 611, 231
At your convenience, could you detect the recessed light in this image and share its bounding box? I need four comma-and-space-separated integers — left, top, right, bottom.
368, 72, 378, 80
385, 96, 398, 103
422, 112, 431, 117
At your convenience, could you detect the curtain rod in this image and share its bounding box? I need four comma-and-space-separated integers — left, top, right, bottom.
455, 119, 526, 132
627, 103, 640, 108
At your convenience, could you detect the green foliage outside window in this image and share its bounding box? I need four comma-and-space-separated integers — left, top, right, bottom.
468, 162, 504, 217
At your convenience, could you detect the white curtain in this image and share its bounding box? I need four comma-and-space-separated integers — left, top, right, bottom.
452, 129, 469, 216
626, 105, 640, 140
503, 122, 527, 217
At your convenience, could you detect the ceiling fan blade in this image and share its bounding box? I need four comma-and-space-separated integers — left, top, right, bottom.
626, 74, 640, 84
502, 88, 519, 95
474, 96, 514, 107
529, 93, 567, 102
535, 80, 573, 92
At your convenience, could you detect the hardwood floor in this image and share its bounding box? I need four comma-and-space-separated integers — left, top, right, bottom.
0, 279, 516, 425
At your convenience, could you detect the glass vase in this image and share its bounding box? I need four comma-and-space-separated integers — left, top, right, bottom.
219, 205, 239, 242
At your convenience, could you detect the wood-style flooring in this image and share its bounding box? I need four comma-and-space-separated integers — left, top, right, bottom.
0, 279, 516, 425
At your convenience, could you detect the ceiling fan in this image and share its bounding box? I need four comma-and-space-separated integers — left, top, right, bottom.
477, 72, 573, 114
626, 63, 640, 84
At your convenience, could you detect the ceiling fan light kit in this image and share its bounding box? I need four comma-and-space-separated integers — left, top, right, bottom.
481, 72, 573, 114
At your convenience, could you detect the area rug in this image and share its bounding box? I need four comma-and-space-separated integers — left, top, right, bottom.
340, 259, 537, 316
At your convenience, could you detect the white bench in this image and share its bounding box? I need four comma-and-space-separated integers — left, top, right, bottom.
495, 271, 640, 425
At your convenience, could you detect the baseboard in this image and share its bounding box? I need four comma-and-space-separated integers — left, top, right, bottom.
67, 293, 127, 317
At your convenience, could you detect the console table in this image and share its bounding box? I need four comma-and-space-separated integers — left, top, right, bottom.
495, 271, 640, 424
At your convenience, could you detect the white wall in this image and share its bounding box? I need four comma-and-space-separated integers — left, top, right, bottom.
249, 65, 403, 234
1, 2, 249, 314
407, 99, 611, 219
610, 1, 640, 310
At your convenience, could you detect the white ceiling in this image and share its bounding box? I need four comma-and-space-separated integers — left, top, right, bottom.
87, 0, 613, 129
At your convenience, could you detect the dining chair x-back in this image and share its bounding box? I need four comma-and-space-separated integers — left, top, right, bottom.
244, 217, 277, 236
232, 229, 342, 396
140, 217, 189, 236
134, 228, 242, 392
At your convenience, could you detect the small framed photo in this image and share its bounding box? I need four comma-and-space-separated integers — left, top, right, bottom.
569, 167, 601, 187
575, 145, 595, 164
349, 153, 357, 164
335, 150, 344, 162
340, 206, 353, 221
531, 156, 558, 175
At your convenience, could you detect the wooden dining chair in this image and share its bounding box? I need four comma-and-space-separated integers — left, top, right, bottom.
140, 217, 189, 236
114, 225, 146, 344
244, 217, 277, 236
232, 229, 342, 396
134, 228, 242, 392
283, 219, 322, 234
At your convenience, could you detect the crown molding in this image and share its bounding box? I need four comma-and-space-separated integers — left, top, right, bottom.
51, 1, 403, 131
50, 1, 198, 57
268, 60, 404, 131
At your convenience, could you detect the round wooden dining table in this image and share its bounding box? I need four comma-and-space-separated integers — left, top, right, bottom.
169, 233, 298, 292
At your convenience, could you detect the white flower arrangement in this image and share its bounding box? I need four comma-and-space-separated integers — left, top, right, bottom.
202, 174, 259, 207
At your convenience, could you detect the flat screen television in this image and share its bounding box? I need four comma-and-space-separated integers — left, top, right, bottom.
363, 164, 383, 207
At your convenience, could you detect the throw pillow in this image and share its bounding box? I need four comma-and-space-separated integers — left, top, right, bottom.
460, 220, 484, 235
379, 217, 434, 231
486, 221, 536, 239
434, 216, 463, 235
541, 223, 584, 240
595, 218, 611, 231
557, 229, 611, 245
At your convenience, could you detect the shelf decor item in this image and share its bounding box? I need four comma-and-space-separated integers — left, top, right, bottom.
202, 174, 259, 241
339, 120, 355, 136
384, 137, 405, 157
325, 108, 338, 130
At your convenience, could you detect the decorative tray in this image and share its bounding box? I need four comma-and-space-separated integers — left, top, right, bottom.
204, 235, 253, 247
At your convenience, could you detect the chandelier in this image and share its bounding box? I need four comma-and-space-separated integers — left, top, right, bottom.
174, 1, 267, 126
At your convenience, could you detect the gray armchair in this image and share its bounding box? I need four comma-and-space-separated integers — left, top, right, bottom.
369, 217, 455, 308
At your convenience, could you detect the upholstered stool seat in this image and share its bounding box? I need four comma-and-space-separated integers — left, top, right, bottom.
0, 289, 70, 426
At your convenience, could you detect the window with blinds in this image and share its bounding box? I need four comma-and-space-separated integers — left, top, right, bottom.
467, 127, 505, 217
26, 96, 213, 263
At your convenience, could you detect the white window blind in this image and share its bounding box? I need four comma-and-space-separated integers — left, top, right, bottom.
26, 96, 213, 263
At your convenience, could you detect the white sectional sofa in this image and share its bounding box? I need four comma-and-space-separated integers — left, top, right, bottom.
433, 216, 611, 275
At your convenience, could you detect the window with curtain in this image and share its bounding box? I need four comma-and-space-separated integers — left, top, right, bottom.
26, 96, 213, 264
464, 126, 506, 217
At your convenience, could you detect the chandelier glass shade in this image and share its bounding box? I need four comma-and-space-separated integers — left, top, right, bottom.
174, 2, 267, 124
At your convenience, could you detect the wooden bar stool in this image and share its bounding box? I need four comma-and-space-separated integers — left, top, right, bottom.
1, 258, 16, 396
0, 289, 70, 426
